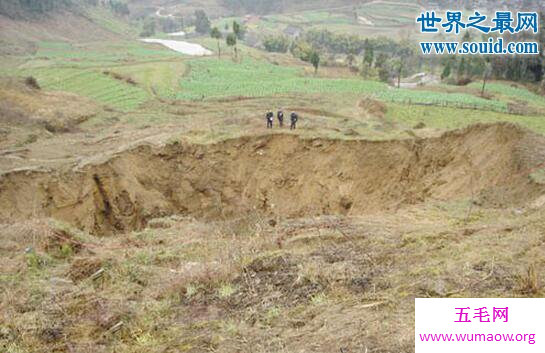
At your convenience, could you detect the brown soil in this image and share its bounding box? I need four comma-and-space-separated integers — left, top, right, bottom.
1, 123, 544, 235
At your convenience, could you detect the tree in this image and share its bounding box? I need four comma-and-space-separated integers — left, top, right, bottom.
392, 58, 403, 88
392, 41, 413, 88
481, 61, 492, 96
263, 35, 290, 53
210, 27, 222, 59
363, 39, 374, 67
194, 10, 211, 34
457, 57, 466, 82
290, 39, 313, 62
226, 33, 238, 61
140, 18, 156, 37
108, 0, 130, 16
310, 51, 320, 74
441, 62, 451, 80
347, 53, 356, 68
363, 38, 375, 67
232, 20, 245, 40
346, 42, 358, 68
375, 53, 391, 83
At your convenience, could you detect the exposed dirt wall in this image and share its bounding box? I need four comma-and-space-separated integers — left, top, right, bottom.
1, 123, 544, 235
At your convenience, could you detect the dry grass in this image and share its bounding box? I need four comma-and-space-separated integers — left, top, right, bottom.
1, 201, 544, 352
0, 77, 102, 149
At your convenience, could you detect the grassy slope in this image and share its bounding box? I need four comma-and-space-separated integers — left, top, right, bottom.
1, 1, 545, 141
3, 34, 545, 140
217, 0, 422, 38
1, 200, 543, 352
11, 40, 184, 112
386, 103, 545, 134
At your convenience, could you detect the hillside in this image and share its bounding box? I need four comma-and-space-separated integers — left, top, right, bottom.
1, 124, 545, 352
0, 0, 133, 55
1, 1, 545, 352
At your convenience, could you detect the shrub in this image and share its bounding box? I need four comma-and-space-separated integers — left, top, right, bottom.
24, 76, 40, 90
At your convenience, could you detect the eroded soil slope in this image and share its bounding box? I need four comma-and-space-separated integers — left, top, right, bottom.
1, 123, 544, 235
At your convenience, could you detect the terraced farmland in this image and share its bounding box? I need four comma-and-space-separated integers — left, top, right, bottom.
26, 67, 149, 111
359, 0, 421, 26
177, 57, 385, 100
29, 41, 181, 68
377, 88, 509, 112
177, 57, 513, 114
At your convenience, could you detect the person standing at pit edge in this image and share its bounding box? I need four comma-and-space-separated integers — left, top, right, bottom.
290, 111, 298, 130
266, 111, 274, 129
277, 109, 284, 127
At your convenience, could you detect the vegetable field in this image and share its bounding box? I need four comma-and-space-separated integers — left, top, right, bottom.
26, 67, 149, 111
177, 57, 512, 114
177, 58, 385, 100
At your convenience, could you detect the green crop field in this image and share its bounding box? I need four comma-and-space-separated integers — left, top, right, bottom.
7, 37, 544, 119
110, 61, 187, 99
377, 88, 508, 112
267, 11, 354, 26
8, 40, 188, 111
359, 1, 421, 26
24, 67, 149, 111
469, 82, 545, 107
386, 103, 545, 134
26, 41, 180, 69
177, 57, 385, 100
177, 57, 514, 114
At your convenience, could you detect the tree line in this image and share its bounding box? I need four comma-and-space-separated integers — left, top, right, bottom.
0, 0, 73, 16
210, 19, 246, 62
439, 17, 545, 92
262, 29, 418, 83
261, 24, 545, 90
0, 0, 129, 18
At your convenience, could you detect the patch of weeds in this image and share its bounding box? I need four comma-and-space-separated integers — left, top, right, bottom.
135, 251, 153, 266
16, 134, 38, 147
25, 251, 47, 270
59, 243, 74, 259
118, 262, 148, 287
166, 136, 182, 146
400, 233, 427, 248
530, 169, 545, 185
135, 332, 156, 346
221, 320, 239, 336
310, 292, 328, 306
185, 283, 199, 299
218, 283, 237, 298
3, 342, 27, 353
134, 229, 156, 241
265, 306, 281, 322
153, 249, 182, 266
517, 264, 541, 295
450, 209, 485, 226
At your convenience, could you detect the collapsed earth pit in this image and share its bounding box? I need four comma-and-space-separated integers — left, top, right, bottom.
0, 123, 544, 235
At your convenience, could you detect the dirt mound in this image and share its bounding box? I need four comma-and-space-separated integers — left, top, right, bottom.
1, 123, 544, 235
358, 96, 387, 117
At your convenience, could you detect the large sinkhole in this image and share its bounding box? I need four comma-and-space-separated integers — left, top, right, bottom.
1, 123, 544, 235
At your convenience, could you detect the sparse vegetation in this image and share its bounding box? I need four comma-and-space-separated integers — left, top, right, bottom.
1, 1, 545, 352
